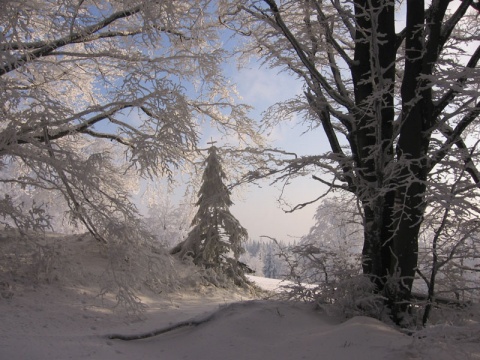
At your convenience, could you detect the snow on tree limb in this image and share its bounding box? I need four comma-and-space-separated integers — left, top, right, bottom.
221, 0, 480, 323
171, 145, 249, 285
0, 0, 258, 239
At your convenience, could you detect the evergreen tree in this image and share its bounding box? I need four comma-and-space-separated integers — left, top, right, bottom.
263, 251, 277, 279
171, 145, 248, 281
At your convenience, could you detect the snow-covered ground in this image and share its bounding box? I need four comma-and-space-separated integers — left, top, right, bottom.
1, 232, 479, 359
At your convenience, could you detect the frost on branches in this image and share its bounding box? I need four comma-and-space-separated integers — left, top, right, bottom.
0, 0, 259, 310
222, 0, 480, 323
0, 0, 256, 242
171, 145, 249, 286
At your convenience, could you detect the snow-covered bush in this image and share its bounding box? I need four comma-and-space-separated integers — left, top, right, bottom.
0, 227, 206, 316
274, 197, 388, 319
277, 242, 386, 319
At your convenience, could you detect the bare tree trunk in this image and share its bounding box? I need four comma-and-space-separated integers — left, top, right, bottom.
352, 1, 431, 322
353, 0, 396, 294
229, 0, 480, 324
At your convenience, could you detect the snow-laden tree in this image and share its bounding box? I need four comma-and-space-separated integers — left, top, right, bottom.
299, 197, 363, 282
0, 0, 257, 241
171, 145, 248, 283
240, 238, 290, 278
222, 0, 480, 322
144, 192, 195, 248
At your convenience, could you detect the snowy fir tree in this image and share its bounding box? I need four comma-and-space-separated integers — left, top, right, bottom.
171, 144, 248, 284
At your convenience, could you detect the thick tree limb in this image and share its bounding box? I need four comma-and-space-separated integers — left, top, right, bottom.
0, 6, 142, 76
6, 104, 135, 150
441, 0, 472, 42
262, 0, 354, 110
466, 0, 480, 12
0, 26, 189, 51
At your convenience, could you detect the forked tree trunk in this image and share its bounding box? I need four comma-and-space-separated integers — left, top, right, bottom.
352, 0, 397, 293
354, 0, 430, 322
253, 0, 479, 324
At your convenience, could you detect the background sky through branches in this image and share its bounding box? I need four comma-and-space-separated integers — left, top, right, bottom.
205, 61, 329, 242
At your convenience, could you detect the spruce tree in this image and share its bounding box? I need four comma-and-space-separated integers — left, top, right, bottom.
171, 144, 248, 282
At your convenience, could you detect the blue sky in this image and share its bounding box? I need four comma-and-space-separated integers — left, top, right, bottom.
212, 61, 329, 242
125, 51, 327, 242
122, 34, 334, 242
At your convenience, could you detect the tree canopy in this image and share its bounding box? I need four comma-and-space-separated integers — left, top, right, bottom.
0, 0, 256, 241
3, 0, 480, 322
222, 0, 480, 322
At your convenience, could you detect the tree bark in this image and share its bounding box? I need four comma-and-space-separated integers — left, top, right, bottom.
237, 0, 480, 323
353, 0, 396, 291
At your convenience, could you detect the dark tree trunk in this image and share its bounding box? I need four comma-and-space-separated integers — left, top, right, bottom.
247, 0, 480, 324
354, 0, 432, 322
353, 0, 396, 291
386, 0, 451, 321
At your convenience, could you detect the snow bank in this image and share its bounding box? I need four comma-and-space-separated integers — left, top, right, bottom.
107, 300, 412, 360
1, 231, 479, 359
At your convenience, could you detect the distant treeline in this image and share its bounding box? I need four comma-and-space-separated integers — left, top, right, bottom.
240, 239, 293, 279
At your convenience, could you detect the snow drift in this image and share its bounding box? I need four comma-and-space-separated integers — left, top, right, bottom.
1, 231, 479, 359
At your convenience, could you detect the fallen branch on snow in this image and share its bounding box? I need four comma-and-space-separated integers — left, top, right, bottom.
106, 311, 217, 341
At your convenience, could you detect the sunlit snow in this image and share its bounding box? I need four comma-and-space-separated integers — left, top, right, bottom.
1, 233, 479, 359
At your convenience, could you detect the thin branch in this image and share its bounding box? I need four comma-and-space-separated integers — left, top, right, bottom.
80, 129, 133, 148
328, 0, 355, 38
429, 100, 480, 181
261, 0, 354, 110
284, 180, 334, 213
416, 268, 430, 288
433, 43, 480, 119
42, 123, 107, 243
313, 1, 354, 69
450, 262, 480, 273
